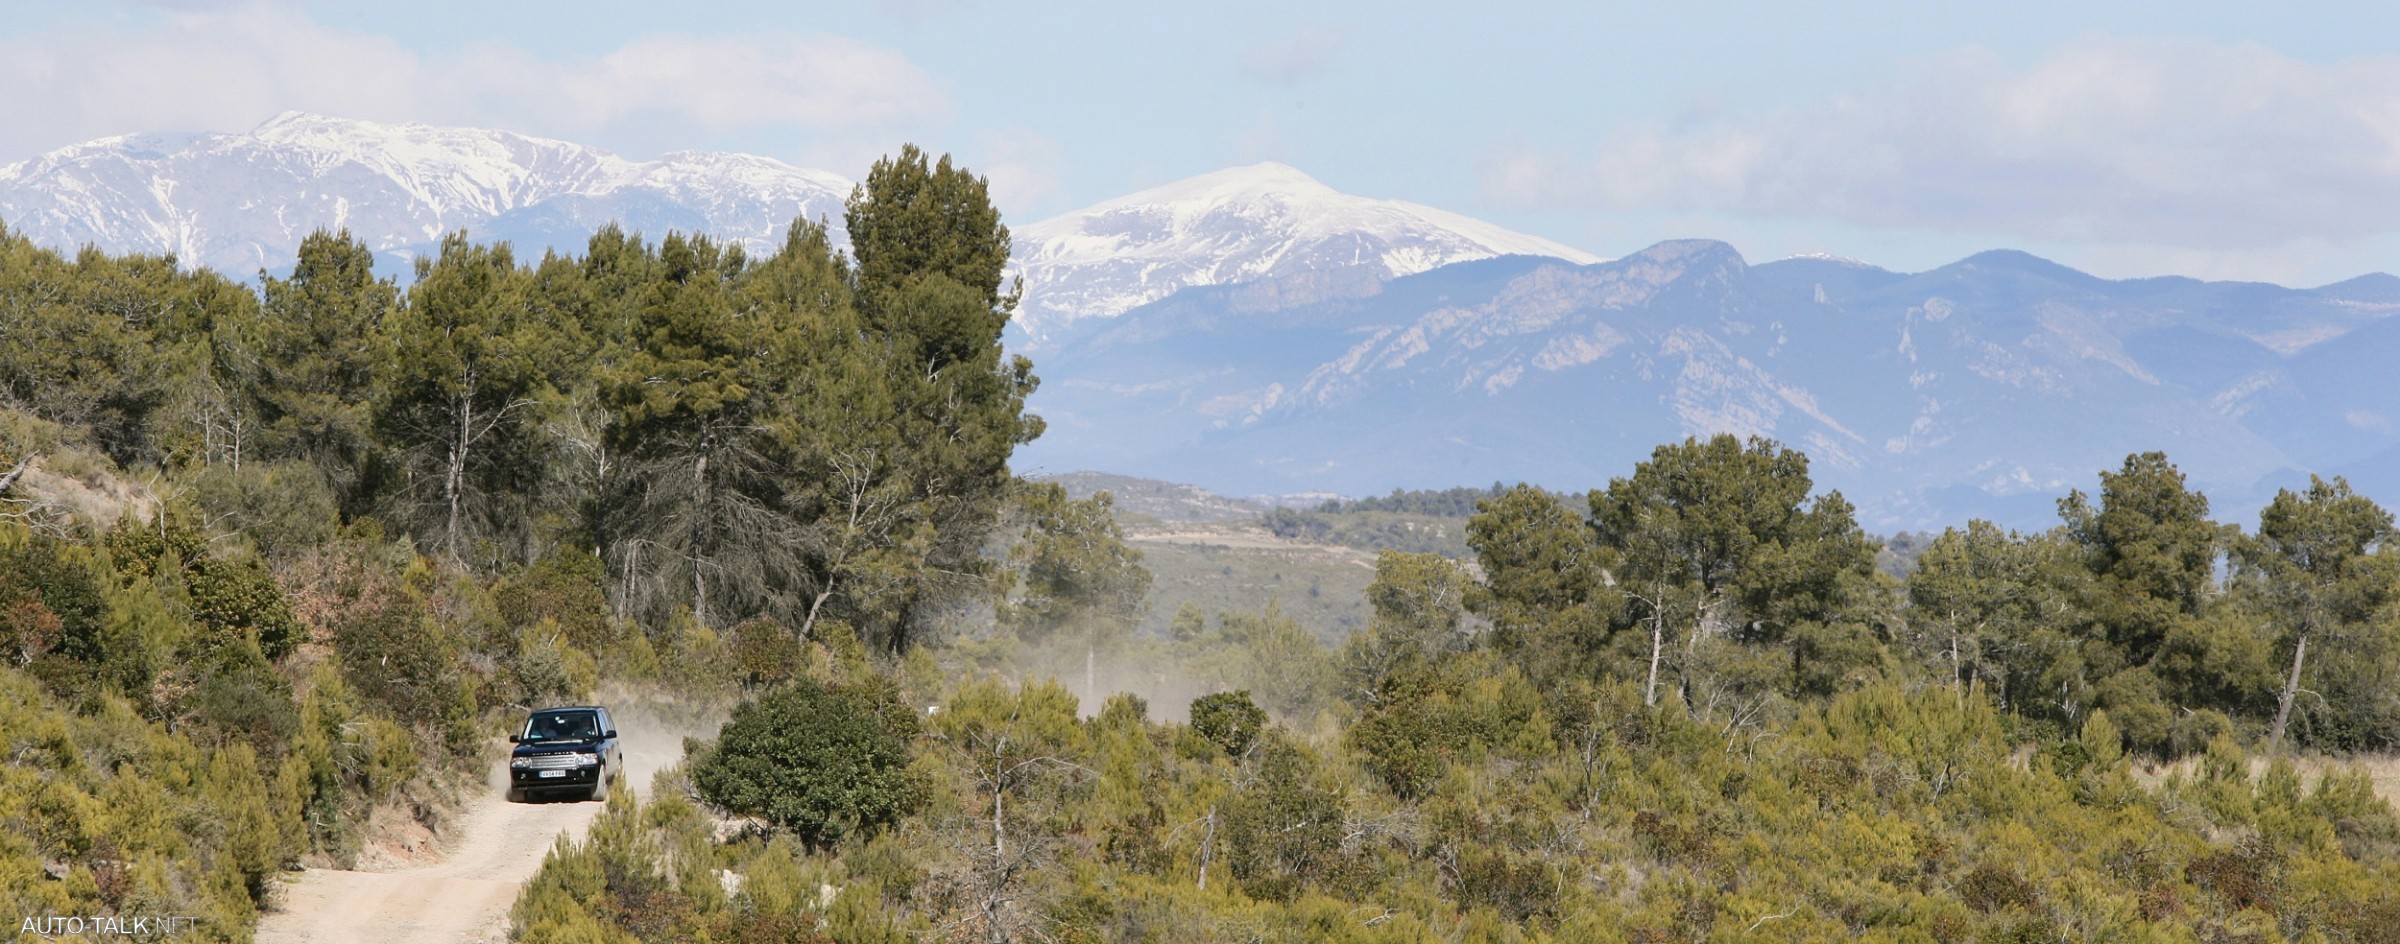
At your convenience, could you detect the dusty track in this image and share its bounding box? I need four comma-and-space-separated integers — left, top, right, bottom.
257, 705, 700, 944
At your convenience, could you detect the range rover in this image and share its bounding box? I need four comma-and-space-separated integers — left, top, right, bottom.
506, 705, 623, 802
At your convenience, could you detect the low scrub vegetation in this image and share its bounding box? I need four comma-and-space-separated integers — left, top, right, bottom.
5, 143, 2399, 943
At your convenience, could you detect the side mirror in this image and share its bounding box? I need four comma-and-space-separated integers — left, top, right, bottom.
603, 730, 618, 740
508, 734, 522, 743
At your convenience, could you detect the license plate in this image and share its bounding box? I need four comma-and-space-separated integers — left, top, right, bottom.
539, 770, 566, 778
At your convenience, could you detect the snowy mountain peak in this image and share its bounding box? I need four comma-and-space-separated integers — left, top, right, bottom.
250, 110, 389, 142
1012, 163, 1604, 338
2, 116, 1597, 339
0, 114, 853, 278
1101, 161, 1339, 206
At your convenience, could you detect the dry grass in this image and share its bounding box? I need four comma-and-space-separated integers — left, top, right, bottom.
2345, 753, 2400, 809
7, 451, 156, 529
2133, 751, 2400, 814
1124, 523, 1377, 644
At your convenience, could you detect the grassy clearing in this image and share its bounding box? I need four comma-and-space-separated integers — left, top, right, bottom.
1125, 521, 1376, 643
2132, 751, 2400, 814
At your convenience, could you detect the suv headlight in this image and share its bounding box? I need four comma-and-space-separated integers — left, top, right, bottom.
509, 757, 533, 769
574, 752, 600, 767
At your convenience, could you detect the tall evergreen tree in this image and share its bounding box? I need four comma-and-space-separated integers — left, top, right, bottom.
2059, 451, 2222, 653
1464, 485, 1617, 686
601, 232, 802, 628
2240, 476, 2398, 748
845, 144, 1016, 321
2047, 452, 2227, 742
254, 230, 397, 512
832, 146, 1043, 650
376, 234, 552, 565
733, 222, 908, 639
1906, 519, 2067, 706
1589, 435, 1879, 705
0, 230, 205, 468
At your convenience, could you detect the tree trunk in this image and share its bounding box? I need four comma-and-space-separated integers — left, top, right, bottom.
801, 587, 835, 641
1951, 633, 1964, 705
1644, 605, 1664, 708
1197, 804, 1217, 890
0, 453, 33, 496
992, 787, 1005, 858
2271, 630, 2311, 750
446, 391, 471, 562
692, 446, 710, 627
617, 543, 639, 625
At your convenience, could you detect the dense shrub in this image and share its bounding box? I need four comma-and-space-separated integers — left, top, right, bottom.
326, 566, 474, 750
494, 549, 614, 652
728, 617, 805, 688
691, 677, 924, 848
1188, 690, 1264, 758
186, 460, 339, 563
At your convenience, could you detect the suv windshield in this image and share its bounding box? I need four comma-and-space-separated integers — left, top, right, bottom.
522, 709, 600, 742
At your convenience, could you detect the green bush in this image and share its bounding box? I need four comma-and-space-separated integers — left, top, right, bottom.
512, 619, 597, 705
327, 569, 471, 749
182, 554, 303, 661
494, 549, 614, 652
690, 677, 923, 849
1, 530, 106, 664
727, 617, 805, 688
101, 513, 302, 661
183, 643, 300, 755
1189, 690, 1265, 758
187, 461, 338, 563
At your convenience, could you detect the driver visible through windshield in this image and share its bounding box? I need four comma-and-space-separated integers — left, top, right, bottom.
523, 709, 600, 742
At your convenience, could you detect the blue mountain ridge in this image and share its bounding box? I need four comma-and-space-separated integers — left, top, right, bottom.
1012, 241, 2400, 533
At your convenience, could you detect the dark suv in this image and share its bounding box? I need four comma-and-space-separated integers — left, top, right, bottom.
507, 706, 623, 802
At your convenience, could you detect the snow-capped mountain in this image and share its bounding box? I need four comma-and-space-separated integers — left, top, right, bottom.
1009, 162, 1604, 340
0, 112, 855, 276
0, 117, 1602, 334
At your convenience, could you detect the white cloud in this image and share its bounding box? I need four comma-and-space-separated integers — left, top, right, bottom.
0, 3, 948, 166
1243, 26, 1350, 85
971, 128, 1064, 216
1486, 37, 2400, 251
457, 33, 948, 138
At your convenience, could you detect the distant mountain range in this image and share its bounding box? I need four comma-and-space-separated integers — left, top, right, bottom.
0, 113, 1578, 323
1013, 241, 2400, 531
5, 114, 2396, 532
0, 112, 855, 277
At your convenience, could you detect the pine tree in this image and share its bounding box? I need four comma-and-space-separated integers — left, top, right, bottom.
254, 230, 398, 514
600, 232, 797, 628
1589, 435, 1877, 705
2240, 476, 2397, 748
828, 147, 1042, 650
376, 234, 552, 565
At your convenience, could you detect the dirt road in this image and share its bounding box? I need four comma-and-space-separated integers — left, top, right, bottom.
256, 706, 699, 944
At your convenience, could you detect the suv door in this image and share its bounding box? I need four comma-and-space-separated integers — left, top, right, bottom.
598, 708, 623, 783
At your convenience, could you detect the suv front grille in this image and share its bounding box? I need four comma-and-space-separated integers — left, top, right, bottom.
521, 753, 590, 770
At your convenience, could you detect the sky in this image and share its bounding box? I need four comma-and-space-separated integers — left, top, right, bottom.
9, 1, 2400, 286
